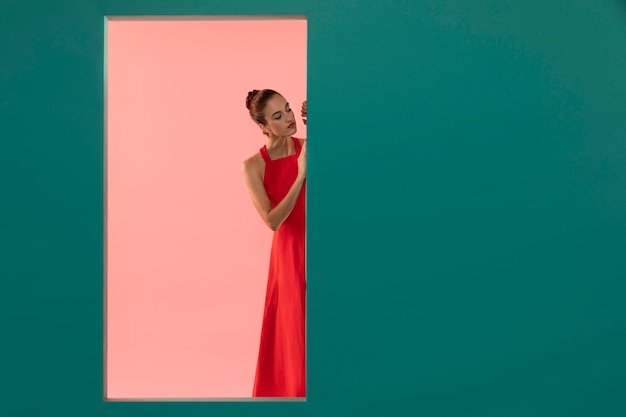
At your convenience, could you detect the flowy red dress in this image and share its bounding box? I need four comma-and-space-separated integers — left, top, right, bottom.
252, 136, 306, 397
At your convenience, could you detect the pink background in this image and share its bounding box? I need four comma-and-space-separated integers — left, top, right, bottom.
105, 18, 307, 399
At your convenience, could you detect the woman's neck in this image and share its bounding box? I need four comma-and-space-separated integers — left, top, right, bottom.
266, 135, 292, 151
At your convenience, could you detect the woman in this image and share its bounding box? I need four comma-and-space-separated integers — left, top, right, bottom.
242, 89, 307, 397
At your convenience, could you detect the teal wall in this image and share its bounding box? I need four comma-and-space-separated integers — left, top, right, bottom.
2, 0, 625, 415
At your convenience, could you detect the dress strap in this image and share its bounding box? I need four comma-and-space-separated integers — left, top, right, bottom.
260, 137, 300, 162
293, 137, 301, 155
259, 146, 272, 163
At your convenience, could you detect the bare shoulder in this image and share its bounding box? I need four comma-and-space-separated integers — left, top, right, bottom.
242, 152, 264, 177
298, 137, 306, 145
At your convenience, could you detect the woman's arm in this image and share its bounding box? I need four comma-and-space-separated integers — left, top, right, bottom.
242, 149, 306, 231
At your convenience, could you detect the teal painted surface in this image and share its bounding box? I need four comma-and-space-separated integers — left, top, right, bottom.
2, 0, 625, 415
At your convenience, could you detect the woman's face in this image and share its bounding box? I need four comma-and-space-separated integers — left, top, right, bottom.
261, 94, 297, 137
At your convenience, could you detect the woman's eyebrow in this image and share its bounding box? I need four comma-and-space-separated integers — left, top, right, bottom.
272, 103, 290, 117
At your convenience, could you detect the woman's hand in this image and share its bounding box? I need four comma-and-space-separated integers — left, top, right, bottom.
297, 140, 306, 179
301, 100, 307, 125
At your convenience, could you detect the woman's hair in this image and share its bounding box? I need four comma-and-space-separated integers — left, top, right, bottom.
246, 89, 280, 126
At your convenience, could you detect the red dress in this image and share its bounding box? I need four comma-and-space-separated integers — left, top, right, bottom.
252, 136, 306, 397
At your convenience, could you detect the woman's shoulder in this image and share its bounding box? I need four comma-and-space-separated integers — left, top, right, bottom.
242, 151, 264, 175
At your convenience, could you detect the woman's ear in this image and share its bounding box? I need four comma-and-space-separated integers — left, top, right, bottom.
259, 124, 268, 135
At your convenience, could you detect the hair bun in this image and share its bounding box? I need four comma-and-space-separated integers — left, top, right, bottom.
246, 90, 260, 110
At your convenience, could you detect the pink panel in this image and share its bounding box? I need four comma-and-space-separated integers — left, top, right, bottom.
106, 18, 307, 399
